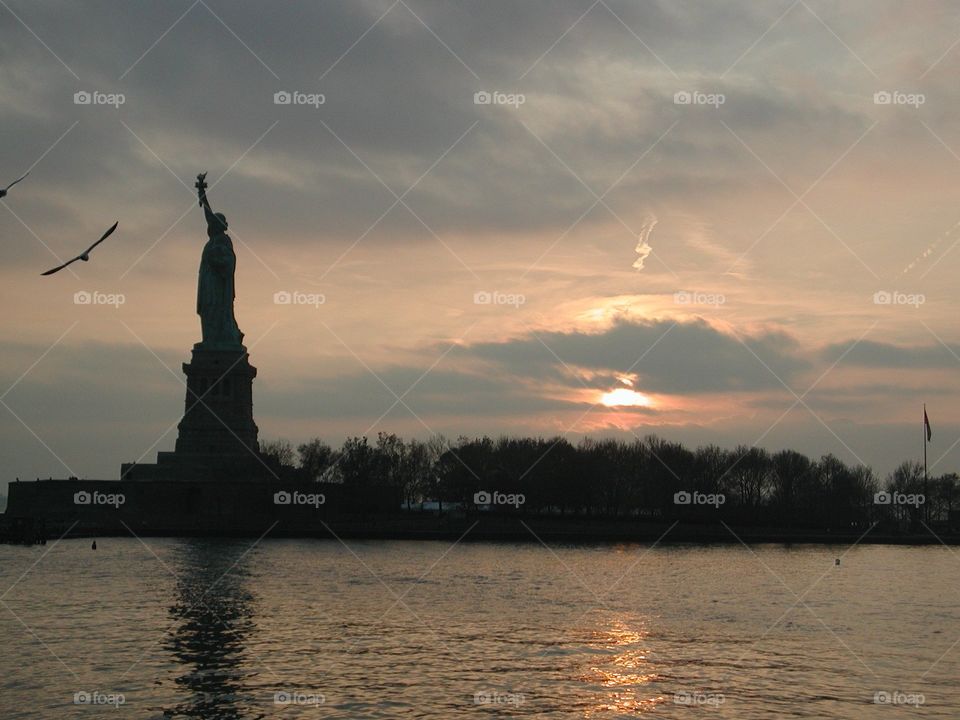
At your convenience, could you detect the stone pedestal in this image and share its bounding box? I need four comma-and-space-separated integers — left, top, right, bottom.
175, 345, 259, 457
121, 343, 275, 482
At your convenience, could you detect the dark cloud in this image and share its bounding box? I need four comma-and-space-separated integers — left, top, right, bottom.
456, 318, 809, 393
0, 0, 896, 266
1, 339, 185, 423
820, 340, 960, 368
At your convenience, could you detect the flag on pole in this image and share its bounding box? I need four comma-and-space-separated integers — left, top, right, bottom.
924, 407, 932, 442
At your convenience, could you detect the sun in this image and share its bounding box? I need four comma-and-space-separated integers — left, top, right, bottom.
600, 388, 653, 408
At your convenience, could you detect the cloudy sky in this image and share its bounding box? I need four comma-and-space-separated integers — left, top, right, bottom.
3, 0, 960, 489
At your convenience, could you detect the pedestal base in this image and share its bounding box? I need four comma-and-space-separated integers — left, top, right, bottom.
121, 345, 271, 481
175, 346, 259, 457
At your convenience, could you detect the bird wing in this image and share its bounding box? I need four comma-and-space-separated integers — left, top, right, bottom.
41, 222, 116, 276
81, 221, 118, 255
3, 171, 29, 192
41, 255, 80, 276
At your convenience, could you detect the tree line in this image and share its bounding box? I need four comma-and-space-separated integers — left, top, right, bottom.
260, 433, 959, 530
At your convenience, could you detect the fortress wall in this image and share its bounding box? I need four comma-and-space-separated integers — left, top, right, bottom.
6, 479, 399, 536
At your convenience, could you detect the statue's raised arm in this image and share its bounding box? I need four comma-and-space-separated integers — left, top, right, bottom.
195, 172, 227, 235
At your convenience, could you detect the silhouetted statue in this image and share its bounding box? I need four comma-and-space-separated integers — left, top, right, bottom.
195, 173, 244, 350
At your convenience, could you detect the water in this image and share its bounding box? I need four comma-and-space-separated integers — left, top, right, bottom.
0, 538, 957, 718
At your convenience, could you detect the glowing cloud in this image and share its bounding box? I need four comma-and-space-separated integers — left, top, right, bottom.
633, 214, 657, 271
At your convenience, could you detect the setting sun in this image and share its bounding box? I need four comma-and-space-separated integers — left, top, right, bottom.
600, 388, 654, 408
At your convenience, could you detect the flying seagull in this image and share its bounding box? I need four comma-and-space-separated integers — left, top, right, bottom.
0, 171, 29, 199
41, 221, 118, 276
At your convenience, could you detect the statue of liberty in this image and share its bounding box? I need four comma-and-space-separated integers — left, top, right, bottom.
194, 173, 244, 350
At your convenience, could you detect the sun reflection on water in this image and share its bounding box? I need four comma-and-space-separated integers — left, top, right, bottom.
577, 617, 668, 716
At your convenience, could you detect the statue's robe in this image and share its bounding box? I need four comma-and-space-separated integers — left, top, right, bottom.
197, 231, 243, 348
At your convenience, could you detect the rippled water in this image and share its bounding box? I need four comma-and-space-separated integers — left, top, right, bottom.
0, 538, 958, 718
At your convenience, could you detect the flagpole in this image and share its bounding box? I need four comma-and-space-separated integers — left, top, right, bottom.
924, 403, 928, 523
